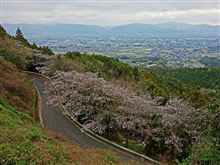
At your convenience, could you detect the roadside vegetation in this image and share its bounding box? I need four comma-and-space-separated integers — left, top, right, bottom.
39, 51, 220, 164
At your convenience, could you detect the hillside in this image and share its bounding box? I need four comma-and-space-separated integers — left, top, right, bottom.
0, 59, 36, 115
150, 67, 220, 90
0, 100, 122, 165
0, 27, 130, 165
1, 25, 219, 164
38, 51, 220, 164
40, 51, 212, 108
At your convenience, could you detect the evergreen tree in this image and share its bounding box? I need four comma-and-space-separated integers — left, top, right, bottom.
16, 27, 23, 38
0, 25, 7, 37
15, 27, 31, 47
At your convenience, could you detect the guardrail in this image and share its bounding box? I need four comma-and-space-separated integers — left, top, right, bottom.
25, 71, 161, 165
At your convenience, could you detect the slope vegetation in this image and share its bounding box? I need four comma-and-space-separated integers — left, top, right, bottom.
0, 26, 129, 165
150, 67, 220, 89
0, 59, 35, 114
39, 52, 220, 164
43, 52, 211, 107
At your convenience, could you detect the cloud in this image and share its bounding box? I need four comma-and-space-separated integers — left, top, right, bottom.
2, 0, 220, 25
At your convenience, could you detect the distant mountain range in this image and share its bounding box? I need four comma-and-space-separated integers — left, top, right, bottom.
3, 22, 220, 37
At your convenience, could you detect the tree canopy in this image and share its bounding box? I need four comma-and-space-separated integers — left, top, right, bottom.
16, 27, 23, 38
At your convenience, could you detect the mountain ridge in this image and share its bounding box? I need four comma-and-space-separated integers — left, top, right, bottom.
3, 22, 220, 37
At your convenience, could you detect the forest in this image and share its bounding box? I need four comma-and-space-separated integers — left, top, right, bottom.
150, 67, 220, 89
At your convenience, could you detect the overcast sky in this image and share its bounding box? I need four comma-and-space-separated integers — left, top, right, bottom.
1, 0, 220, 25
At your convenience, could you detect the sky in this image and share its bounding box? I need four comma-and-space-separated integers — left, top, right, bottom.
1, 0, 220, 26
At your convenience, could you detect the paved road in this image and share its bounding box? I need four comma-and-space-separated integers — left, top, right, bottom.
28, 73, 146, 163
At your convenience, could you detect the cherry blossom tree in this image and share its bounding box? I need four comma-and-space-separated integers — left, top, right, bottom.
43, 70, 207, 158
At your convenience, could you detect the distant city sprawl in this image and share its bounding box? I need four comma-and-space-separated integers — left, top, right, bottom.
30, 36, 220, 68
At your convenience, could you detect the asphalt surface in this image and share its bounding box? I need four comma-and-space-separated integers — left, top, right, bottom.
28, 73, 144, 163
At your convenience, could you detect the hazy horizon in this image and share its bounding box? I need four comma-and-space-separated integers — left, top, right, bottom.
1, 0, 220, 26
2, 22, 220, 27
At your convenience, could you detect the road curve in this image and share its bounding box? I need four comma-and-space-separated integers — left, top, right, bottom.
28, 73, 146, 163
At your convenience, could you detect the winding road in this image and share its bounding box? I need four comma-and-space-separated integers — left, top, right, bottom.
28, 73, 158, 165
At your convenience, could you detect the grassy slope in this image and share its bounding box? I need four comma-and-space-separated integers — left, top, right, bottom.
0, 59, 36, 114
0, 100, 122, 165
0, 35, 33, 70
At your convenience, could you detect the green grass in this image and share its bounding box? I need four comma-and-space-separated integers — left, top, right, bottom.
127, 140, 144, 154
0, 100, 67, 164
0, 100, 128, 165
